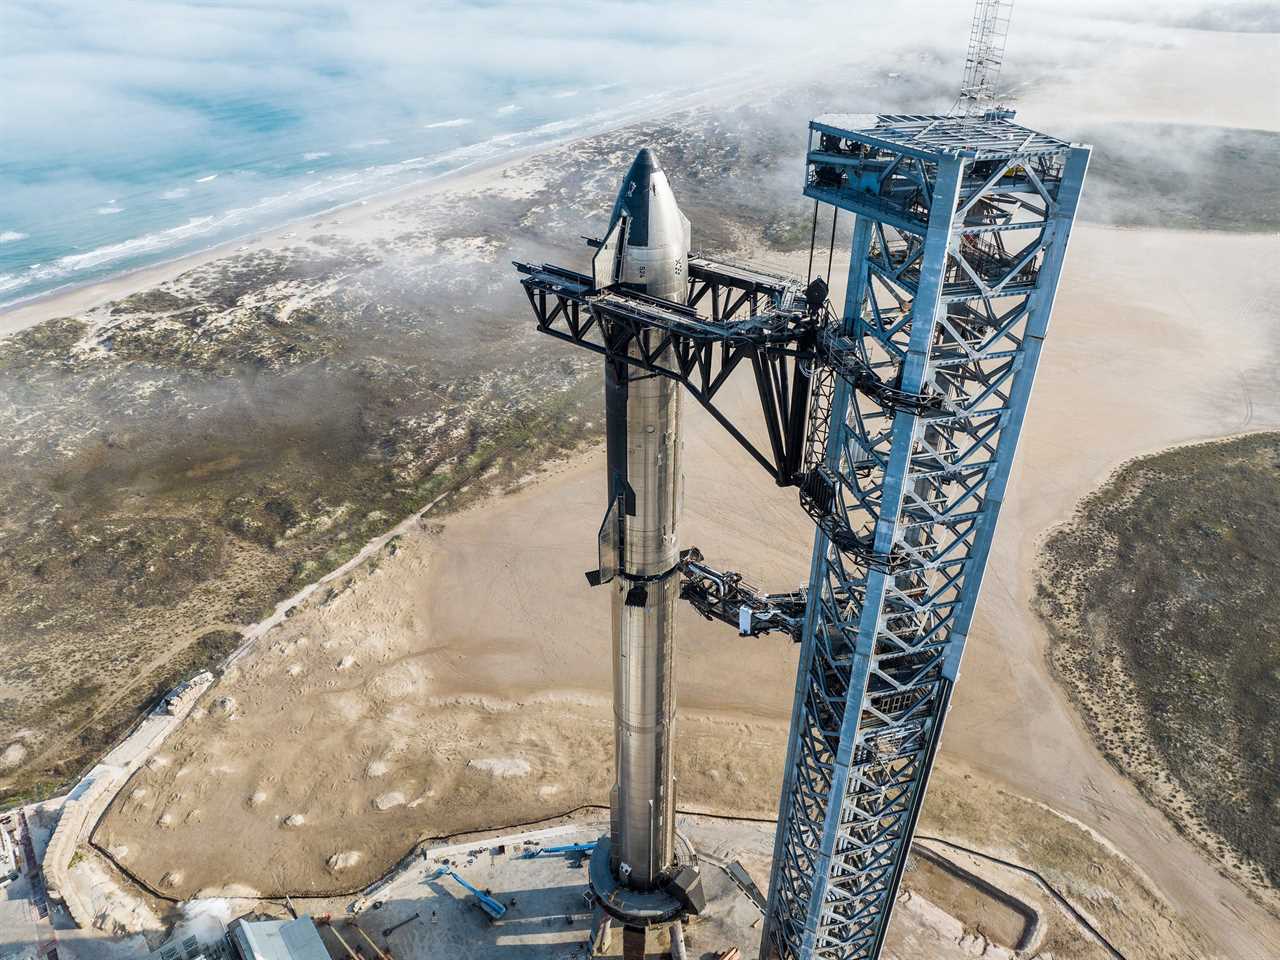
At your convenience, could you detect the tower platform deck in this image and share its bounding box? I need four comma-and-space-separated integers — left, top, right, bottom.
811, 113, 1076, 160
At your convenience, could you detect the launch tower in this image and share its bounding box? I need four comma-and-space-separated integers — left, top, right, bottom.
515, 21, 1087, 954
761, 113, 1089, 959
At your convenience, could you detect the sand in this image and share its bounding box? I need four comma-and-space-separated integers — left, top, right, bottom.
65, 20, 1280, 960
94, 219, 1280, 955
0, 154, 532, 339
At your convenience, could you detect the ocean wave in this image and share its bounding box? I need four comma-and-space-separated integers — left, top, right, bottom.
96, 205, 123, 215
0, 218, 220, 300
161, 187, 190, 200
75, 218, 213, 269
0, 231, 27, 244
496, 104, 520, 116
0, 156, 431, 304
424, 118, 472, 129
303, 151, 332, 161
2, 79, 745, 308
552, 89, 579, 99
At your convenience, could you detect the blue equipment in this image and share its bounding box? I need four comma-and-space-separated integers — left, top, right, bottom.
426, 866, 507, 921
520, 841, 597, 859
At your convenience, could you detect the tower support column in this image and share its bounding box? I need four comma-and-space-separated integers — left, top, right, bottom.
762, 115, 1090, 960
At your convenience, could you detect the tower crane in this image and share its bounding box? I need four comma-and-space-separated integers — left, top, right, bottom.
514, 1, 1088, 957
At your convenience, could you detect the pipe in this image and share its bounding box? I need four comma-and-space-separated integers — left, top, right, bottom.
349, 923, 388, 960
671, 922, 689, 960
328, 926, 360, 960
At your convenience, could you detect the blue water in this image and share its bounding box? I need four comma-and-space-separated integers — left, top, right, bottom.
1, 0, 875, 308
0, 88, 651, 305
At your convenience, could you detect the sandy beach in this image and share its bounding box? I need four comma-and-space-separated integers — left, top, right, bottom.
0, 147, 559, 339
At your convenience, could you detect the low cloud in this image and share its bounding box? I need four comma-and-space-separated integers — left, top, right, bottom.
0, 0, 1263, 291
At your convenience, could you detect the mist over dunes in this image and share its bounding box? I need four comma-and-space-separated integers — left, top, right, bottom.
2, 3, 1279, 959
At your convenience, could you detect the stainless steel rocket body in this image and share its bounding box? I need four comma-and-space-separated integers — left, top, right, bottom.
602, 150, 690, 890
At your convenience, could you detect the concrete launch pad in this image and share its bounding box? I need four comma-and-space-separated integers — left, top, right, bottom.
324, 812, 768, 960
280, 807, 1076, 960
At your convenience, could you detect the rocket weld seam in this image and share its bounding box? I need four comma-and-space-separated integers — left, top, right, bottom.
613, 717, 665, 735
617, 564, 682, 584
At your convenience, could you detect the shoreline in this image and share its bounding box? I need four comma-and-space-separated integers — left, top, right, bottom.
0, 143, 551, 337
0, 69, 782, 338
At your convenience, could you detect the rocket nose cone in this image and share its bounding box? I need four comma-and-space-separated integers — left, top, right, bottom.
610, 147, 676, 245
602, 145, 689, 299
632, 147, 660, 173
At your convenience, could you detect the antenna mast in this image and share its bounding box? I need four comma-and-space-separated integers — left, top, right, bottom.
957, 0, 1014, 116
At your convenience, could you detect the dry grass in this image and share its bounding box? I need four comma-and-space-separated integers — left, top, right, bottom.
1036, 433, 1280, 895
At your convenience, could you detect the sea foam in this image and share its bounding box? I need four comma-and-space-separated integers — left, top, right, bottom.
1, 82, 715, 308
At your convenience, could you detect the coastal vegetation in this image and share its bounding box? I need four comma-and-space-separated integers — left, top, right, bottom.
1037, 433, 1280, 891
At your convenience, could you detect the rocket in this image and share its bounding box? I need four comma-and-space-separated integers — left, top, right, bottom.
594, 149, 690, 891
594, 147, 691, 301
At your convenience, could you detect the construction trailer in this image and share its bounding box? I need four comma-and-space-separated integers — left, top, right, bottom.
228, 917, 329, 960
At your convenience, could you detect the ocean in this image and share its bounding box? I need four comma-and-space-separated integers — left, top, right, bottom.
1, 0, 894, 309
0, 82, 679, 306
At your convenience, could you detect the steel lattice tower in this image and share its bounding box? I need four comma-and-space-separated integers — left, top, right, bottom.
761, 114, 1089, 959
958, 0, 1014, 115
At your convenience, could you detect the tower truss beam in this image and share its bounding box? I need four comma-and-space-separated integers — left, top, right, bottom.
515, 256, 822, 485
959, 0, 1015, 116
